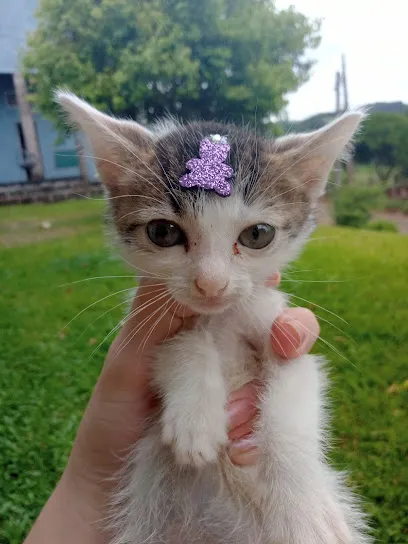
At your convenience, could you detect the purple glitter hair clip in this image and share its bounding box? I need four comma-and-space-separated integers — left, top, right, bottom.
179, 135, 234, 197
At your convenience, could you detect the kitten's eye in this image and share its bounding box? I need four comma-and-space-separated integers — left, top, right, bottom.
238, 223, 276, 249
146, 220, 186, 248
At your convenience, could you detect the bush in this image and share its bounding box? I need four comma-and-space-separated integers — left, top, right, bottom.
366, 220, 398, 233
332, 185, 385, 228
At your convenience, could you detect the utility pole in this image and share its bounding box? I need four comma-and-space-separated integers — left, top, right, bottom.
335, 71, 341, 113
341, 54, 349, 110
333, 54, 354, 185
341, 55, 354, 183
334, 70, 342, 186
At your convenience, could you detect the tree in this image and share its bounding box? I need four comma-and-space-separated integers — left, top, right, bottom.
23, 0, 320, 127
355, 113, 408, 183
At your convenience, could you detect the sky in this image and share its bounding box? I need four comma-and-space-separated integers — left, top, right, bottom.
276, 0, 408, 120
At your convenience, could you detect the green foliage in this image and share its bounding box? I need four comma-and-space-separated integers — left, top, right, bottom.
332, 185, 385, 228
23, 0, 320, 125
365, 220, 398, 233
0, 201, 407, 543
355, 113, 408, 183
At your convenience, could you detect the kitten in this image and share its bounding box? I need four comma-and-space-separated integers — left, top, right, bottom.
57, 91, 371, 544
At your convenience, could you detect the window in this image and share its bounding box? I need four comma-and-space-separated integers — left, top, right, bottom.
4, 91, 17, 107
54, 150, 79, 169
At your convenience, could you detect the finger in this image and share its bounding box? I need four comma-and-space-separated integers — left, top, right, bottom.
271, 307, 320, 359
228, 436, 260, 466
265, 272, 281, 288
227, 399, 258, 436
228, 380, 261, 403
228, 420, 255, 441
227, 381, 260, 435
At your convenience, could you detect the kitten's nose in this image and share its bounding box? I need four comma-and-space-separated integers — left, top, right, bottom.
194, 277, 228, 298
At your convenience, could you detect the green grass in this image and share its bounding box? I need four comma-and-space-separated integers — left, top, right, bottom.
1, 201, 407, 543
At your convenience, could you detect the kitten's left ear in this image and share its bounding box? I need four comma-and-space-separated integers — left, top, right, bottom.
55, 90, 154, 192
274, 111, 365, 198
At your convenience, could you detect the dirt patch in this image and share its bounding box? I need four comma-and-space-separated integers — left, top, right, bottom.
371, 211, 408, 234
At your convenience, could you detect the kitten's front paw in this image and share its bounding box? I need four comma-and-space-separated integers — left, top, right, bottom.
162, 404, 228, 468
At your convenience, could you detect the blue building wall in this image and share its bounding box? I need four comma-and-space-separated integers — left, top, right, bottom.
35, 115, 82, 181
0, 75, 98, 184
0, 0, 98, 185
0, 0, 38, 75
0, 103, 28, 183
36, 116, 98, 182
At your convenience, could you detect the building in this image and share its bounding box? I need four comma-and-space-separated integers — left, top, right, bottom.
0, 0, 97, 187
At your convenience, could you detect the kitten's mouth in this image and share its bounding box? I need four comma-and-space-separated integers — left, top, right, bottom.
190, 296, 233, 315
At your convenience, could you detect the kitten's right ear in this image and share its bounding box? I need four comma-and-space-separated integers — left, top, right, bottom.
55, 90, 153, 191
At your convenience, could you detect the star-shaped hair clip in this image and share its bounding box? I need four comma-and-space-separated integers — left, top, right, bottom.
179, 134, 234, 196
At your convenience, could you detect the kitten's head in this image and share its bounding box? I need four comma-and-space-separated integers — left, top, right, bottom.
57, 91, 363, 315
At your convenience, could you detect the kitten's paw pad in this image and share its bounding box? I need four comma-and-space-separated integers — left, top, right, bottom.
162, 409, 227, 468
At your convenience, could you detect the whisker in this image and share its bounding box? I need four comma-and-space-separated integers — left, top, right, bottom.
139, 298, 175, 354
54, 152, 140, 179
74, 296, 134, 344
167, 301, 181, 339
72, 192, 166, 204
78, 284, 169, 344
114, 287, 182, 354
58, 275, 137, 288
293, 320, 359, 371
285, 292, 348, 324
116, 295, 177, 357
282, 274, 367, 284
89, 289, 173, 359
58, 286, 136, 334
272, 319, 305, 354
282, 300, 353, 342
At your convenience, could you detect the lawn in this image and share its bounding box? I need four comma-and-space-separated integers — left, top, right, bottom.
0, 200, 407, 543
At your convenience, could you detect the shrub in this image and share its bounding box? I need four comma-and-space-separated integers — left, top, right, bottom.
332, 185, 385, 228
366, 220, 398, 233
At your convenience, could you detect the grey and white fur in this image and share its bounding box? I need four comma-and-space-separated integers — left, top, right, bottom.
57, 91, 371, 544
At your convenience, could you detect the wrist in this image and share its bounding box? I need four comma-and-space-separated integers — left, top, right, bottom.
24, 471, 107, 544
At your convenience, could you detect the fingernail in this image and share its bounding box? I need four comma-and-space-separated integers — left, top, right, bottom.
228, 437, 260, 466
227, 398, 253, 430
281, 318, 307, 351
229, 435, 258, 453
